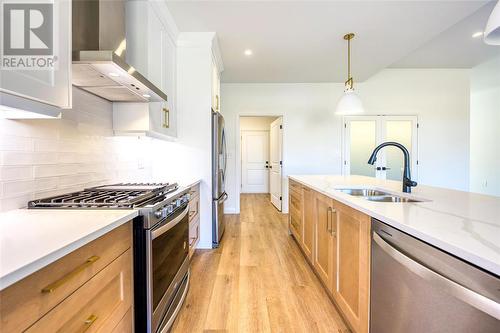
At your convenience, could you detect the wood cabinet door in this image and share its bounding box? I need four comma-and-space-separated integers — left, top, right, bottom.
332, 201, 371, 333
313, 192, 335, 293
301, 186, 314, 261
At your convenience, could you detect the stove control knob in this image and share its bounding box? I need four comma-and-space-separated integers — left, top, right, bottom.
175, 199, 182, 207
154, 210, 163, 218
166, 204, 174, 214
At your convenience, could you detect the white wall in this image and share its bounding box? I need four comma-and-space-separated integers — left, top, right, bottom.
240, 116, 277, 131
221, 69, 470, 213
0, 88, 155, 211
470, 56, 500, 196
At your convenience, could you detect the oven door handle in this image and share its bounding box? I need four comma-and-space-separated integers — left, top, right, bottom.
152, 205, 189, 240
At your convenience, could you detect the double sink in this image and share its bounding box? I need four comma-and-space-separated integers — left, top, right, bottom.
336, 188, 423, 203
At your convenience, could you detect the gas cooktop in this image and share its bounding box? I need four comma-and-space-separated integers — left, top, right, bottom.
28, 183, 179, 209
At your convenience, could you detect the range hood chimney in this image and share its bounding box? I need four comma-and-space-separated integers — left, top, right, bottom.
72, 0, 167, 102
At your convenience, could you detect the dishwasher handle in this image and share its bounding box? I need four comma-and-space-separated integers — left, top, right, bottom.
373, 232, 500, 320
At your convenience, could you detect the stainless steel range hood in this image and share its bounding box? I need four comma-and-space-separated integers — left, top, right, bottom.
72, 0, 167, 102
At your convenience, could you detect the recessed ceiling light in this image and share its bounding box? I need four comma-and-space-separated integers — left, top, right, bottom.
142, 94, 151, 98
244, 49, 253, 56
472, 31, 484, 38
109, 72, 120, 77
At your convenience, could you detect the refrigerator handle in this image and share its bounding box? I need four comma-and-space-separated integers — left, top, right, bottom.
222, 128, 227, 179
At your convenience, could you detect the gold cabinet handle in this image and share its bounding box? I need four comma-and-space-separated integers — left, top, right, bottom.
329, 208, 337, 237
83, 314, 98, 332
162, 108, 170, 128
327, 207, 332, 232
215, 95, 219, 110
41, 256, 100, 293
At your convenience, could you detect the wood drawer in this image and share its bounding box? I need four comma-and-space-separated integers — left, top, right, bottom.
26, 249, 132, 333
290, 207, 302, 239
189, 193, 200, 222
289, 192, 302, 212
111, 308, 132, 333
189, 216, 200, 259
189, 183, 200, 199
0, 222, 132, 333
289, 180, 302, 197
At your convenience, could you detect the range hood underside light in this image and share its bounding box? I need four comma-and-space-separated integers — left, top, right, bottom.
72, 52, 168, 103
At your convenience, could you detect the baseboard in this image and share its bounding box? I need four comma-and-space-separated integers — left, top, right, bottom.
224, 207, 238, 214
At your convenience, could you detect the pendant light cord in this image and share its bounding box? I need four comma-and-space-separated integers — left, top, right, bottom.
347, 37, 351, 84
343, 33, 355, 90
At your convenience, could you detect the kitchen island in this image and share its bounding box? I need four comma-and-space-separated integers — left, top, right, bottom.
288, 175, 500, 333
290, 175, 500, 276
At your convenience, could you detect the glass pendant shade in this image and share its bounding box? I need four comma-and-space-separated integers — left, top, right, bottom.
335, 87, 364, 115
335, 33, 364, 115
484, 1, 500, 45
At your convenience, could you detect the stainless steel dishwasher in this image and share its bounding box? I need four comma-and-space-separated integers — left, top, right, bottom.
371, 219, 500, 333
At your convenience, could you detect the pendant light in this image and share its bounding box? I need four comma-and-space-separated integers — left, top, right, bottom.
484, 0, 500, 45
335, 33, 364, 115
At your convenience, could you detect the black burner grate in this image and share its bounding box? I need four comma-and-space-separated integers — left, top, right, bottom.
28, 183, 178, 209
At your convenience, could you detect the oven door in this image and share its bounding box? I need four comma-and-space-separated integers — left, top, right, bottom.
149, 204, 189, 332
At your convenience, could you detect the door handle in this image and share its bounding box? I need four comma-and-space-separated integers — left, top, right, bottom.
373, 233, 500, 320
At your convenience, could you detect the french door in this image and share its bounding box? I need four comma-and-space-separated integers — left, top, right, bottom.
343, 116, 418, 181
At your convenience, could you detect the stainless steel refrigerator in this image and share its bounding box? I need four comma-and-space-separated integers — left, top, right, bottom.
212, 110, 228, 247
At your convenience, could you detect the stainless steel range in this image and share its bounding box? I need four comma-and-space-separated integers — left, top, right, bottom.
28, 183, 191, 333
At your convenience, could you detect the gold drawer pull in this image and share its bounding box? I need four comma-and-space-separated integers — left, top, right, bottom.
41, 256, 100, 293
83, 314, 98, 331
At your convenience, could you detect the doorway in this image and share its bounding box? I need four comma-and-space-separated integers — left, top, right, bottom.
240, 116, 283, 211
343, 116, 418, 181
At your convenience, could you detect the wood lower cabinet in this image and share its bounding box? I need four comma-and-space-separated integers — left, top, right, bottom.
289, 181, 303, 240
188, 182, 201, 258
332, 201, 371, 333
288, 180, 371, 333
26, 249, 132, 332
111, 309, 133, 333
301, 187, 314, 261
313, 192, 336, 292
0, 222, 133, 333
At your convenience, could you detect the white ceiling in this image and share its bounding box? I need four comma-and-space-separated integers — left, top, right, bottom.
166, 1, 493, 83
391, 1, 500, 68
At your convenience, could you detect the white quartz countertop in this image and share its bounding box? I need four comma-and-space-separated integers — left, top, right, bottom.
289, 175, 500, 276
0, 209, 138, 290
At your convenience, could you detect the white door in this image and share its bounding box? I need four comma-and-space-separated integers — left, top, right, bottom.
344, 116, 418, 181
241, 131, 269, 193
270, 117, 283, 211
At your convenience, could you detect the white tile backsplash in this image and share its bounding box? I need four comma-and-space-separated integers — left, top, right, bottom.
0, 166, 32, 181
0, 88, 154, 211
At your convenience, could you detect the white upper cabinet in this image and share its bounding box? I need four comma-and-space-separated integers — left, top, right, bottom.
114, 0, 177, 139
0, 0, 72, 117
212, 59, 221, 112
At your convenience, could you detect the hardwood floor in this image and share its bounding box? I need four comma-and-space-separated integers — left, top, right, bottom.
171, 194, 348, 333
